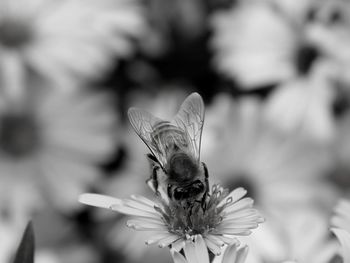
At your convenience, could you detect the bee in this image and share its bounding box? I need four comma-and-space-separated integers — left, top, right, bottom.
128, 92, 209, 204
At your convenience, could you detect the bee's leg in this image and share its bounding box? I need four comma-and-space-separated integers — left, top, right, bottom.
167, 184, 173, 200
146, 154, 160, 196
201, 162, 210, 209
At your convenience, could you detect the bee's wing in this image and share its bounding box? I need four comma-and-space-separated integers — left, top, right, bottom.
128, 107, 166, 168
172, 92, 205, 162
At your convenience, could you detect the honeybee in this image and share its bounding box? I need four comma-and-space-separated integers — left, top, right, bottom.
128, 92, 209, 203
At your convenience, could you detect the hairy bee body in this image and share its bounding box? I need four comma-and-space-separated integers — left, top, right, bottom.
128, 93, 208, 203
149, 120, 207, 201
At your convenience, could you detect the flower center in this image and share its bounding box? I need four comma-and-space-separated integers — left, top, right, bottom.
0, 113, 40, 158
295, 43, 319, 75
159, 185, 229, 238
0, 20, 33, 49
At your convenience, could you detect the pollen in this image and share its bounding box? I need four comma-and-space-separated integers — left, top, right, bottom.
156, 185, 231, 239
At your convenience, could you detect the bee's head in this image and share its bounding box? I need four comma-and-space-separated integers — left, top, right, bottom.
173, 180, 205, 200
168, 152, 198, 183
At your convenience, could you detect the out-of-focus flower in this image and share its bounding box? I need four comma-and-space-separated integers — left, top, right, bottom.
332, 199, 350, 232
210, 0, 350, 140
80, 186, 263, 255
242, 209, 337, 263
0, 0, 146, 88
35, 244, 100, 263
171, 235, 248, 263
202, 94, 335, 213
331, 199, 350, 263
210, 0, 350, 88
210, 0, 298, 88
141, 0, 206, 56
0, 86, 118, 214
281, 209, 337, 263
264, 63, 336, 141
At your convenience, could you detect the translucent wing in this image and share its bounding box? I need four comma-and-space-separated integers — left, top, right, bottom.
128, 107, 167, 168
172, 92, 205, 162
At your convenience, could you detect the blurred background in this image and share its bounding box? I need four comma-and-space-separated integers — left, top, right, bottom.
1, 0, 350, 262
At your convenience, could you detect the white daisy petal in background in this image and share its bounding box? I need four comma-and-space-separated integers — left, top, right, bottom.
202, 95, 336, 214
80, 185, 263, 255
283, 209, 337, 263
331, 199, 350, 263
331, 229, 350, 263
0, 0, 146, 88
210, 0, 350, 90
332, 199, 350, 232
210, 0, 297, 88
264, 63, 336, 142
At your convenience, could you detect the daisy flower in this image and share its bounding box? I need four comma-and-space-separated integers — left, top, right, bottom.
80, 186, 263, 255
201, 95, 336, 213
0, 85, 118, 214
171, 235, 248, 263
210, 0, 350, 140
241, 208, 337, 263
210, 0, 350, 88
331, 199, 350, 263
264, 62, 336, 142
0, 0, 146, 89
81, 91, 263, 255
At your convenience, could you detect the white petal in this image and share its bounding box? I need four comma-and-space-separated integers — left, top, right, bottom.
111, 204, 159, 217
131, 195, 158, 207
184, 240, 199, 263
222, 244, 237, 263
123, 199, 158, 214
204, 237, 222, 256
195, 235, 210, 263
126, 220, 168, 231
171, 250, 188, 263
204, 235, 225, 247
332, 228, 350, 263
127, 218, 166, 229
145, 233, 174, 245
213, 229, 252, 236
79, 193, 122, 209
236, 246, 249, 263
218, 222, 258, 230
211, 235, 239, 245
223, 198, 254, 214
158, 235, 182, 248
172, 239, 186, 251
218, 188, 247, 207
